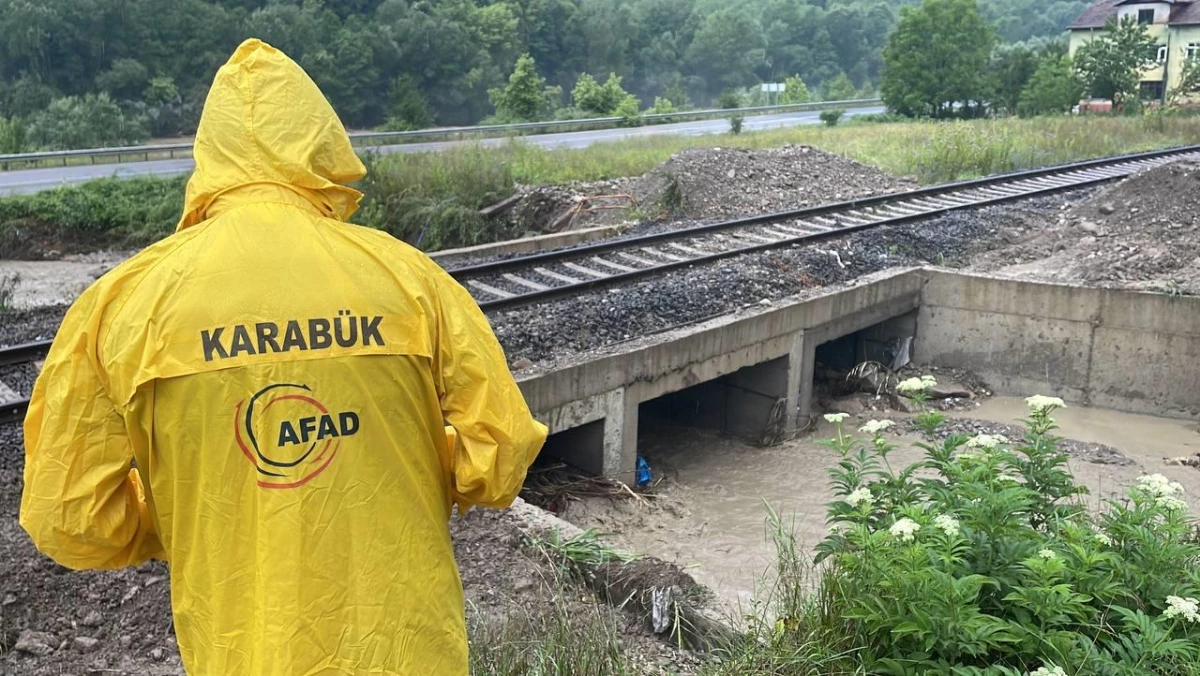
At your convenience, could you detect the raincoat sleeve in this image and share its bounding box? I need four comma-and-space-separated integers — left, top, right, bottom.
20, 291, 165, 570
432, 273, 547, 510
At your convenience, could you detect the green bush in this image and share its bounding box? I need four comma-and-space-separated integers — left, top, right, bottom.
729, 115, 745, 134
26, 93, 149, 151
819, 109, 845, 127
0, 176, 184, 254
804, 386, 1200, 675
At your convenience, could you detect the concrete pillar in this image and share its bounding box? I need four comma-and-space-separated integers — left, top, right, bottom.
798, 336, 817, 424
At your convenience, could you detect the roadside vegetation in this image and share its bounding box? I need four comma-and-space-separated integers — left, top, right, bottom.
3, 112, 1197, 257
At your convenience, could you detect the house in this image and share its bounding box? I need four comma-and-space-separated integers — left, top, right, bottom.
1069, 0, 1200, 103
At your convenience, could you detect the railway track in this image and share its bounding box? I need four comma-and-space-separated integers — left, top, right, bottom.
0, 341, 50, 425
1, 144, 1198, 426
450, 144, 1200, 312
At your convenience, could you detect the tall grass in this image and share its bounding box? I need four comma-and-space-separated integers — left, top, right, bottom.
468, 599, 633, 676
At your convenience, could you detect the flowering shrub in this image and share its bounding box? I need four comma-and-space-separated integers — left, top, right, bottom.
811, 391, 1200, 675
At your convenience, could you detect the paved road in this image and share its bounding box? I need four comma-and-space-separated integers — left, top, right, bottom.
0, 106, 884, 196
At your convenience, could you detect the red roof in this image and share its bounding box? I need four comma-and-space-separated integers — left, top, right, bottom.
1070, 0, 1200, 28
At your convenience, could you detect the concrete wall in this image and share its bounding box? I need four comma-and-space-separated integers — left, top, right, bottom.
517, 267, 925, 480
916, 270, 1200, 419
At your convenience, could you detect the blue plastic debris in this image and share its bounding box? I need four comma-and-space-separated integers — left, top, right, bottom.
635, 456, 652, 488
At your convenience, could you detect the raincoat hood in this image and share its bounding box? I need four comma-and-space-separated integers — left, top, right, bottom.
177, 39, 366, 231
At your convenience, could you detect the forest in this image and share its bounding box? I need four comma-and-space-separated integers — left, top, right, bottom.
0, 0, 1090, 148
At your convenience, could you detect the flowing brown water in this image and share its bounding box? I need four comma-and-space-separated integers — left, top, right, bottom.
563, 399, 1200, 612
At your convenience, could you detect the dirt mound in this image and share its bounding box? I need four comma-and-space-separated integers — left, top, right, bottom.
975, 160, 1200, 292
631, 144, 915, 221
499, 144, 913, 234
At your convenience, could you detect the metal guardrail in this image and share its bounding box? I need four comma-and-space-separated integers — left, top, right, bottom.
0, 98, 882, 170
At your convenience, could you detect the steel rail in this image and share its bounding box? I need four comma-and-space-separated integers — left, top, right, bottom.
0, 341, 51, 424
450, 144, 1200, 313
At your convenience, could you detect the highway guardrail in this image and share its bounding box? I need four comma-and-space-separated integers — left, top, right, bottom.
0, 98, 882, 171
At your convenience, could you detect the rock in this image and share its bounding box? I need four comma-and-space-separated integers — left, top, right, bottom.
891, 396, 921, 414
1, 592, 16, 606
119, 635, 133, 648
73, 636, 100, 653
1099, 203, 1116, 215
828, 396, 866, 416
510, 357, 534, 371
928, 380, 972, 400
1078, 220, 1101, 234
14, 630, 58, 656
80, 610, 104, 627
150, 647, 167, 662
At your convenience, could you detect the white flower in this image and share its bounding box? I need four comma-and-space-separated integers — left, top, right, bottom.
1095, 532, 1112, 546
1038, 549, 1057, 560
965, 433, 1009, 450
845, 487, 873, 508
1137, 474, 1185, 498
858, 419, 895, 435
897, 375, 937, 395
889, 518, 921, 542
1164, 595, 1200, 623
934, 514, 960, 537
824, 412, 849, 424
1026, 395, 1066, 413
1157, 496, 1189, 511
1029, 666, 1067, 676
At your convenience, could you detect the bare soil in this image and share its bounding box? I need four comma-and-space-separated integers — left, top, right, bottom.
971, 160, 1200, 293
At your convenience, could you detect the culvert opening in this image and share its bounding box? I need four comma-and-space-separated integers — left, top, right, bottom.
638, 356, 791, 450
812, 311, 917, 414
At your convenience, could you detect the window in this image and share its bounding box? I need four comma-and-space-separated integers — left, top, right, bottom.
1138, 8, 1155, 24
1188, 43, 1200, 61
1140, 80, 1165, 101
1157, 44, 1169, 63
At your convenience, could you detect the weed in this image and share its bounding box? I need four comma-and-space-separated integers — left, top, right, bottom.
728, 115, 745, 135
530, 528, 636, 580
467, 579, 633, 676
0, 274, 17, 313
819, 109, 845, 127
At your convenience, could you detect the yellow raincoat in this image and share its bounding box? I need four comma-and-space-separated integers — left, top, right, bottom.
20, 39, 547, 675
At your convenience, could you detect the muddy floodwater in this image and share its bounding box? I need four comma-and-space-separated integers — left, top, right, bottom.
562, 398, 1200, 617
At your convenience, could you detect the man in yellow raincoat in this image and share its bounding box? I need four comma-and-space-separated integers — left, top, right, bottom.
20, 38, 547, 675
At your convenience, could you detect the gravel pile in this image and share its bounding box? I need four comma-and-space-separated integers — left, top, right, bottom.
495, 193, 1085, 368
501, 144, 916, 233
630, 144, 916, 222
973, 160, 1200, 293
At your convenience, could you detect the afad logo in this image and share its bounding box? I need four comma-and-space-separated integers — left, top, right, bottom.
233, 383, 359, 489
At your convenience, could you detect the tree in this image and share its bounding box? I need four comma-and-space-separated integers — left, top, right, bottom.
1168, 57, 1200, 106
489, 53, 548, 122
384, 75, 432, 130
1017, 54, 1084, 116
880, 0, 997, 118
27, 93, 149, 150
684, 7, 766, 101
571, 72, 636, 116
96, 58, 151, 101
780, 75, 811, 104
823, 72, 858, 101
1073, 16, 1157, 109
